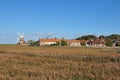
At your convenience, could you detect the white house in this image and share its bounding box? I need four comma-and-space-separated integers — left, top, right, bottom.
39, 38, 61, 46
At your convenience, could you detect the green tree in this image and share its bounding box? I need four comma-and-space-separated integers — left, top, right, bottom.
50, 42, 60, 46
106, 34, 120, 40
60, 40, 67, 46
99, 35, 105, 39
76, 35, 96, 40
28, 40, 39, 46
27, 40, 33, 44
105, 40, 113, 46
81, 42, 86, 46
105, 34, 120, 46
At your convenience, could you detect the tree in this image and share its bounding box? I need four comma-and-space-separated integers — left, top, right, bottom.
50, 42, 60, 46
105, 34, 120, 46
28, 40, 39, 46
76, 35, 96, 40
81, 42, 86, 46
27, 40, 33, 44
106, 34, 120, 40
60, 40, 67, 46
105, 40, 113, 46
99, 35, 105, 39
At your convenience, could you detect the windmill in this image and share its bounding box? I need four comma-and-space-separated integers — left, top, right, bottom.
16, 32, 25, 45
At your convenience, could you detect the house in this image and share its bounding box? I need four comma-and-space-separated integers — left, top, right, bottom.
39, 38, 61, 46
67, 40, 81, 46
39, 38, 88, 47
86, 38, 105, 47
112, 39, 120, 46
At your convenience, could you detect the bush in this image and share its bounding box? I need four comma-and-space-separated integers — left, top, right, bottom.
81, 43, 86, 46
50, 42, 60, 46
29, 41, 39, 46
61, 40, 67, 46
105, 41, 113, 46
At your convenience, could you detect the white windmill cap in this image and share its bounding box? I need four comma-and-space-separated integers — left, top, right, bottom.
20, 35, 24, 38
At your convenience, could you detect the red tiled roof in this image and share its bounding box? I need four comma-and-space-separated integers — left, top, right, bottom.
67, 40, 80, 43
80, 40, 87, 43
40, 38, 87, 43
40, 38, 61, 42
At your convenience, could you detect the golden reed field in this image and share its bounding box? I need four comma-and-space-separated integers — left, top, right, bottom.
0, 45, 120, 80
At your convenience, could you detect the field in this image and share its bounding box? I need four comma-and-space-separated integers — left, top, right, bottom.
0, 45, 120, 80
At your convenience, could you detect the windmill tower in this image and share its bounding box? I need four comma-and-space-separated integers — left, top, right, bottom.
19, 35, 25, 45
17, 33, 26, 45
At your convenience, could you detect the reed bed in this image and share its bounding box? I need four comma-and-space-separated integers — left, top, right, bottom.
0, 45, 120, 80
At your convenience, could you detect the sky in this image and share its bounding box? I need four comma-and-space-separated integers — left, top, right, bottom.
0, 0, 120, 44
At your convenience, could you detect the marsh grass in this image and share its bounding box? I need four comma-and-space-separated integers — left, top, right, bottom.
0, 50, 7, 53
0, 45, 119, 80
116, 49, 120, 54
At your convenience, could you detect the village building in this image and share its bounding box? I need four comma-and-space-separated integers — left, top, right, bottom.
39, 38, 61, 46
112, 39, 120, 46
67, 40, 81, 46
67, 40, 88, 47
86, 38, 105, 47
18, 36, 106, 47
39, 38, 87, 47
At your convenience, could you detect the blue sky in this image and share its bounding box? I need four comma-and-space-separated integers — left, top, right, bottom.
0, 0, 120, 44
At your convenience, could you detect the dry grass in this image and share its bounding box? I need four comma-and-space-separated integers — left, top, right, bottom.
0, 45, 120, 80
